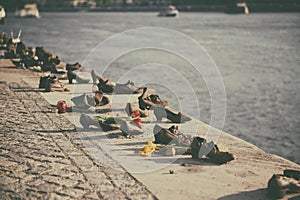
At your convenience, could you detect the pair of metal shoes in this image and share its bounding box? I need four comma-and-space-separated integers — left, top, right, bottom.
71, 92, 109, 109
138, 88, 191, 123
40, 75, 69, 92
67, 62, 90, 84
67, 70, 90, 84
153, 124, 193, 147
138, 87, 167, 110
79, 113, 143, 136
152, 106, 192, 123
190, 136, 234, 165
96, 80, 145, 94
91, 69, 144, 94
267, 169, 300, 199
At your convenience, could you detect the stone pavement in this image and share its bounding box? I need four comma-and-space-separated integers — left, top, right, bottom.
0, 79, 156, 199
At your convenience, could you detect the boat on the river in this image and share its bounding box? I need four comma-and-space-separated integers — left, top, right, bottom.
225, 1, 250, 14
0, 5, 6, 23
15, 3, 40, 19
158, 5, 179, 17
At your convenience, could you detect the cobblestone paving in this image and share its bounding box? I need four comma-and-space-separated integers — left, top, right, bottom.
0, 80, 156, 200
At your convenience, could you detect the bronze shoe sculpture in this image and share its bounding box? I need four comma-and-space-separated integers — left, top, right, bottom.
267, 170, 300, 199
191, 137, 234, 165
79, 114, 119, 131
153, 106, 192, 123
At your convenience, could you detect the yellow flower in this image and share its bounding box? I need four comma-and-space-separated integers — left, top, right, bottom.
139, 141, 157, 156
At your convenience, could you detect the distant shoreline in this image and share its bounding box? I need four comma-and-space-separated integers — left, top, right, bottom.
35, 4, 300, 13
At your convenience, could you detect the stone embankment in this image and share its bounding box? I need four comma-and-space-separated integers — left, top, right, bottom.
0, 61, 299, 200
0, 66, 155, 199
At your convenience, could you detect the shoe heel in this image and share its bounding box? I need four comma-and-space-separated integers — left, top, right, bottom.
67, 71, 75, 84
153, 106, 166, 121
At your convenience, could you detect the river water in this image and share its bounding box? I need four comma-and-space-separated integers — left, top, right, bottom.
2, 12, 300, 164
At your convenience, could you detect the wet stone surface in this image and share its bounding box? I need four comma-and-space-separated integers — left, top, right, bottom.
0, 81, 156, 199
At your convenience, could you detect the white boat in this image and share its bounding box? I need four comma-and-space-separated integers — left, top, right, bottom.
236, 2, 250, 14
15, 3, 40, 19
158, 5, 179, 17
0, 5, 6, 23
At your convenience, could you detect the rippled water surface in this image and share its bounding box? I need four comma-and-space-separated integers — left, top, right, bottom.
2, 12, 300, 163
